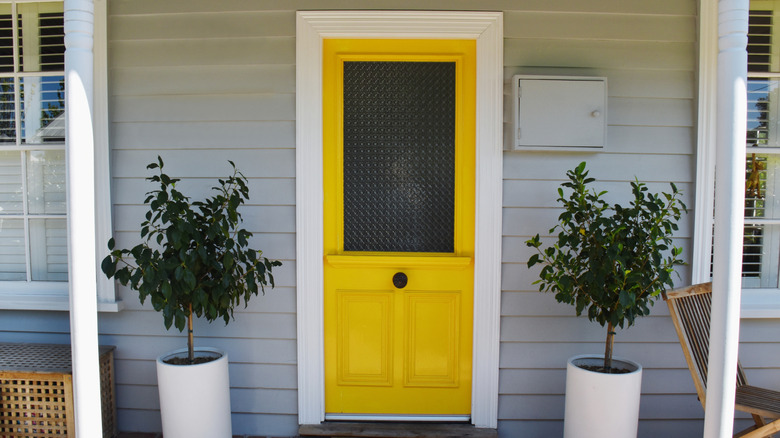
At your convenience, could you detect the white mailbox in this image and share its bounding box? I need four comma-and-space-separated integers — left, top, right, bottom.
511, 75, 607, 150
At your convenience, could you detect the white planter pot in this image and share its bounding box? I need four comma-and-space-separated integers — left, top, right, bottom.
563, 354, 643, 438
156, 347, 232, 438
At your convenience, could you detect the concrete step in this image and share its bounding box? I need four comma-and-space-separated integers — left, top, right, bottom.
299, 422, 497, 438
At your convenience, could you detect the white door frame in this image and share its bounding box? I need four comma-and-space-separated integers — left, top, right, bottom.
295, 11, 503, 428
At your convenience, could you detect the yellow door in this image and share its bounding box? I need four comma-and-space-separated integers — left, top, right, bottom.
323, 39, 476, 417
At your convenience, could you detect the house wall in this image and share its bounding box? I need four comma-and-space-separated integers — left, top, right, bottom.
501, 2, 699, 436
0, 0, 777, 437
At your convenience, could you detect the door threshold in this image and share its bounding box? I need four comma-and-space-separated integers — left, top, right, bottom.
298, 422, 498, 438
325, 414, 470, 422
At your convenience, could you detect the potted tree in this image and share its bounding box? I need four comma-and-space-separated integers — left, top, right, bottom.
526, 162, 686, 438
101, 156, 281, 438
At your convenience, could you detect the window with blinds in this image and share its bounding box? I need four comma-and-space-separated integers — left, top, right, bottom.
734, 1, 780, 288
0, 1, 65, 283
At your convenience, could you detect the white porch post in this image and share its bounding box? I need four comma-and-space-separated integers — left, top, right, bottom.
705, 1, 748, 437
65, 0, 103, 436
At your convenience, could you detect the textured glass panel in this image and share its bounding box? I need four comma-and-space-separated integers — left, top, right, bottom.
26, 150, 65, 214
22, 75, 65, 144
0, 218, 25, 280
0, 150, 22, 214
343, 61, 455, 253
30, 218, 67, 281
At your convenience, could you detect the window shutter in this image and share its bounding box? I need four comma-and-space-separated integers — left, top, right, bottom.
749, 9, 774, 72
37, 10, 63, 72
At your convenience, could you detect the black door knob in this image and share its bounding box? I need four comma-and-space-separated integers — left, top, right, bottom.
393, 272, 408, 289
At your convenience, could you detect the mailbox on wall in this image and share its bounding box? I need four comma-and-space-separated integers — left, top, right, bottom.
511, 75, 607, 150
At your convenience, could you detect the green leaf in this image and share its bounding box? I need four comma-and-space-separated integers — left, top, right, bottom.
162, 306, 174, 329
619, 290, 633, 308
101, 256, 116, 277
161, 282, 172, 299
182, 269, 196, 290
174, 309, 186, 332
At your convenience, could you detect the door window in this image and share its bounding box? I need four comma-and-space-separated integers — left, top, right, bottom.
342, 61, 456, 253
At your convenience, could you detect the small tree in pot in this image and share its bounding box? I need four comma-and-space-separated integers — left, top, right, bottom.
526, 162, 686, 372
101, 156, 281, 364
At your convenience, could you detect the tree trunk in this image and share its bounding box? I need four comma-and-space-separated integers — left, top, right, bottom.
187, 303, 194, 364
604, 322, 615, 372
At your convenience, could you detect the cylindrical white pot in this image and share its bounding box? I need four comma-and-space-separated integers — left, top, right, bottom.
563, 354, 643, 438
156, 347, 232, 438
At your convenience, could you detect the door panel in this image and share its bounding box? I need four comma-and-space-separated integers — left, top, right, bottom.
404, 292, 460, 387
323, 39, 475, 416
338, 291, 393, 386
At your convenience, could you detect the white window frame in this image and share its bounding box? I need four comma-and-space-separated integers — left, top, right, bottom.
295, 11, 503, 428
694, 0, 780, 317
0, 0, 119, 312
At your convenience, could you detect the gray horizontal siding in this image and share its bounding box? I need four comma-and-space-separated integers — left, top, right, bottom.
499, 1, 704, 437
110, 38, 295, 68
505, 40, 695, 71
110, 177, 294, 205
112, 92, 294, 121
112, 65, 296, 96
108, 0, 695, 15
110, 11, 295, 39
104, 2, 300, 433
503, 153, 694, 182
111, 121, 296, 149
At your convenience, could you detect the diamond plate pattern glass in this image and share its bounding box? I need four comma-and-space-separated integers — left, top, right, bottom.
343, 61, 456, 253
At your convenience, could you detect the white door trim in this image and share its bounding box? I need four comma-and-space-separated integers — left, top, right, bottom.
325, 414, 472, 422
295, 11, 503, 429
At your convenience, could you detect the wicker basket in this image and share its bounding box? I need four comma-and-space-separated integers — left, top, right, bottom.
0, 343, 116, 438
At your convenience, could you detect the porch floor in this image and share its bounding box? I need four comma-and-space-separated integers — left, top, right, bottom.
118, 421, 499, 438
117, 434, 298, 438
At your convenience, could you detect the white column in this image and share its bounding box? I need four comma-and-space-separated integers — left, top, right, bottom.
64, 0, 103, 436
705, 1, 748, 437
693, 0, 718, 283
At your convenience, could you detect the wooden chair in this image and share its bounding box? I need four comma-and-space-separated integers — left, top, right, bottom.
665, 283, 780, 438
